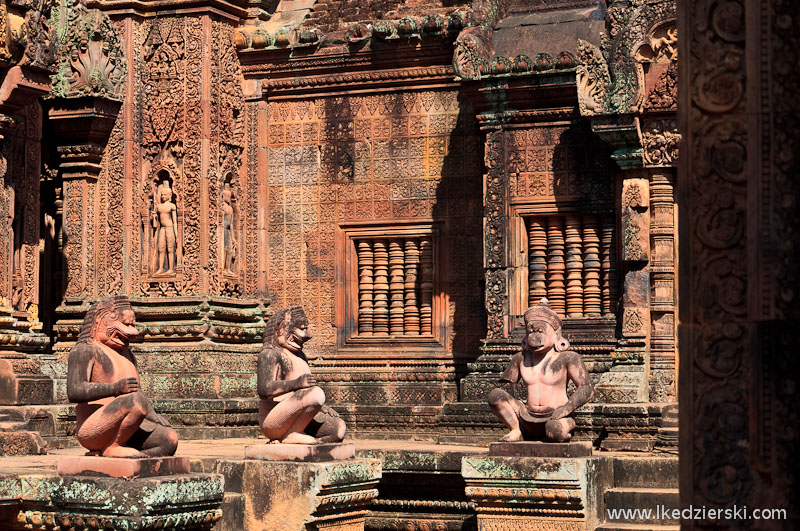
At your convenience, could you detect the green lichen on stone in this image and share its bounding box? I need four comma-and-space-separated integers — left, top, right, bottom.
49, 0, 127, 99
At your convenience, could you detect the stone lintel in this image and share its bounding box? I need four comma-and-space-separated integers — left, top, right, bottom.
57, 455, 190, 478
244, 442, 355, 462
489, 440, 593, 457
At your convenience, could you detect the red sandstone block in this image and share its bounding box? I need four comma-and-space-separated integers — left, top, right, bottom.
245, 442, 355, 462
57, 456, 190, 478
489, 441, 593, 458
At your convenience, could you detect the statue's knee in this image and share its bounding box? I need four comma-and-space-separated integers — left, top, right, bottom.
130, 391, 149, 416
162, 428, 179, 455
545, 419, 573, 442
488, 388, 509, 407
335, 418, 346, 440
304, 386, 326, 408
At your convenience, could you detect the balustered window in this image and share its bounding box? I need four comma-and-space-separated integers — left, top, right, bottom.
526, 214, 618, 318
337, 224, 443, 347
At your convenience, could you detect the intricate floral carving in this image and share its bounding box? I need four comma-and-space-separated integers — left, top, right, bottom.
641, 118, 679, 166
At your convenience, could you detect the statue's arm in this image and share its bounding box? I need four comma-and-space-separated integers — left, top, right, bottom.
498, 353, 522, 384
66, 347, 122, 403
170, 206, 178, 239
257, 350, 302, 399
551, 352, 595, 419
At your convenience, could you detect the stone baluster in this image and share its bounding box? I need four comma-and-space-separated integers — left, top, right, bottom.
372, 239, 389, 336
527, 217, 547, 306
357, 240, 373, 336
388, 239, 405, 335
419, 238, 433, 335
565, 214, 584, 317
601, 215, 618, 316
582, 214, 601, 316
404, 238, 420, 335
546, 217, 566, 316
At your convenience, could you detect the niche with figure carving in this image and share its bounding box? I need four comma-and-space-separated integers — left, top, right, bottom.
143, 167, 183, 278
221, 173, 239, 276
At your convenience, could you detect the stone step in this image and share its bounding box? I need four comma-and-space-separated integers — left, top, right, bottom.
612, 457, 678, 488
596, 524, 680, 531
604, 487, 679, 524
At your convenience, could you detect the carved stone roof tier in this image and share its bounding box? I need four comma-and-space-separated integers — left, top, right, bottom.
491, 0, 605, 60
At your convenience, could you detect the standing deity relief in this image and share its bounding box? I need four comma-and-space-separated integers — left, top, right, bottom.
143, 169, 182, 278
221, 178, 238, 275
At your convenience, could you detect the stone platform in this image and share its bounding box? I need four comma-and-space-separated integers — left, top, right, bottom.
57, 455, 191, 477
245, 442, 355, 461
0, 438, 678, 531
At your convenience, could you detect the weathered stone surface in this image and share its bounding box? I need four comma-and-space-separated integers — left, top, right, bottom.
462, 455, 612, 531
57, 455, 190, 478
245, 442, 355, 461
1, 472, 223, 530
358, 447, 483, 531
489, 441, 592, 457
217, 457, 381, 531
0, 432, 46, 456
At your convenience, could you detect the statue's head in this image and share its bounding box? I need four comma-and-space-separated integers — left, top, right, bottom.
159, 184, 172, 202
222, 182, 232, 203
79, 295, 140, 351
522, 298, 570, 353
263, 305, 312, 355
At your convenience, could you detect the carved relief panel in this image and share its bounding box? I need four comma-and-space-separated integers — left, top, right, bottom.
265, 90, 484, 360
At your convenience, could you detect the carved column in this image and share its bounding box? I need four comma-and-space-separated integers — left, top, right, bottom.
48, 98, 121, 302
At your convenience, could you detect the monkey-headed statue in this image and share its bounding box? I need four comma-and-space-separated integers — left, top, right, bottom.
488, 298, 594, 443
257, 306, 346, 444
67, 296, 178, 457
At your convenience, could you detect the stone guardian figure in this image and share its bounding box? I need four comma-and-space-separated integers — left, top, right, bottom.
67, 296, 178, 457
257, 306, 346, 444
488, 298, 594, 442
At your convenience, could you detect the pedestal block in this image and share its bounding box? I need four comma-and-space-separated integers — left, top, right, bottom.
461, 454, 611, 531
245, 442, 355, 462
0, 472, 224, 530
217, 457, 381, 531
57, 455, 191, 478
